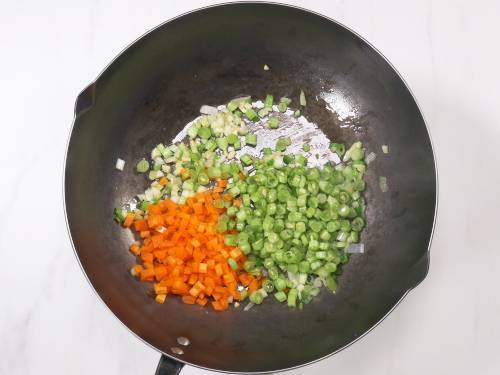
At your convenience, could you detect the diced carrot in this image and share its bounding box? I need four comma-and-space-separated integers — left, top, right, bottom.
124, 189, 260, 311
130, 243, 140, 255
154, 283, 168, 295
223, 273, 236, 285
215, 263, 223, 276
229, 248, 242, 259
248, 279, 259, 293
198, 263, 208, 273
217, 179, 228, 188
141, 253, 154, 264
182, 295, 196, 304
123, 213, 135, 228
155, 294, 167, 304
188, 274, 198, 285
130, 265, 142, 277
134, 220, 149, 231
140, 268, 155, 281
154, 266, 167, 281
196, 297, 208, 306
159, 176, 168, 186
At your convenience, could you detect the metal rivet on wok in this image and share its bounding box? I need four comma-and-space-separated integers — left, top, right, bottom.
177, 336, 190, 346
171, 347, 184, 355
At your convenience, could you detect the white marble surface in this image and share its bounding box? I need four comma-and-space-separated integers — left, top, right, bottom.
1, 0, 500, 374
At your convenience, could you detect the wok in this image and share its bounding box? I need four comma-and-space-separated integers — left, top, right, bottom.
64, 3, 437, 374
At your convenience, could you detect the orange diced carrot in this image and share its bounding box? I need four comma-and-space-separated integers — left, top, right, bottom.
155, 294, 167, 304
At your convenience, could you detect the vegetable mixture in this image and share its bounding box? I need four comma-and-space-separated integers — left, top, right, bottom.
115, 93, 368, 311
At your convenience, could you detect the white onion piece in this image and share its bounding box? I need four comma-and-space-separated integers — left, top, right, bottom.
244, 302, 255, 311
252, 100, 265, 109
199, 105, 218, 115
313, 277, 323, 288
346, 243, 365, 254
379, 176, 388, 192
365, 152, 376, 164
115, 158, 125, 171
382, 144, 389, 154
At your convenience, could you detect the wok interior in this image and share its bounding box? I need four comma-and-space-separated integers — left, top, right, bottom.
65, 3, 436, 372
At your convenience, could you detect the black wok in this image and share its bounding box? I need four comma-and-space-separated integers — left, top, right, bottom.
64, 3, 437, 374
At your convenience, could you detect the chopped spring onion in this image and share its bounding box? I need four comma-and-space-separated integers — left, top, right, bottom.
274, 291, 287, 302
249, 291, 265, 304
280, 97, 292, 105
267, 117, 279, 129
136, 159, 149, 173
329, 143, 345, 156
245, 133, 257, 147
302, 144, 311, 152
258, 107, 271, 118
115, 158, 125, 171
299, 90, 307, 106
277, 102, 288, 112
379, 176, 388, 192
275, 137, 291, 152
265, 94, 274, 108
344, 142, 364, 162
382, 144, 389, 154
294, 109, 301, 118
113, 207, 126, 224
245, 108, 259, 122
227, 258, 238, 270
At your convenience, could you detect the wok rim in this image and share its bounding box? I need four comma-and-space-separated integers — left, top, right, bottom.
62, 1, 439, 373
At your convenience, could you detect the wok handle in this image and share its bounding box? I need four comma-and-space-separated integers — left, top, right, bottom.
155, 355, 184, 375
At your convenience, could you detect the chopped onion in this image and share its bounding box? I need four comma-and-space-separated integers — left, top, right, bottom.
115, 158, 125, 171
365, 151, 376, 164
287, 272, 299, 286
243, 302, 255, 311
379, 176, 388, 192
346, 243, 365, 254
300, 90, 307, 106
382, 144, 389, 154
313, 277, 323, 288
200, 105, 218, 115
234, 302, 240, 308
252, 100, 265, 109
263, 64, 270, 71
